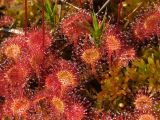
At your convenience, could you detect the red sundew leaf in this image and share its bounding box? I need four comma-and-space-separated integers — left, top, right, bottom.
143, 11, 160, 36
132, 6, 160, 41
3, 96, 31, 118
75, 39, 101, 64
1, 35, 29, 63
133, 90, 157, 113
133, 17, 147, 39
65, 103, 86, 120
134, 95, 153, 112
102, 25, 122, 52
64, 91, 94, 120
50, 96, 68, 119
45, 59, 79, 97
45, 73, 62, 97
60, 11, 92, 47
132, 89, 159, 119
4, 62, 32, 89
81, 47, 101, 65
6, 83, 25, 101
133, 16, 154, 40
116, 47, 136, 67
134, 113, 158, 120
101, 25, 123, 65
73, 37, 102, 76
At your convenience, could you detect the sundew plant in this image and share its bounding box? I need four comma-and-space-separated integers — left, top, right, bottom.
0, 0, 160, 119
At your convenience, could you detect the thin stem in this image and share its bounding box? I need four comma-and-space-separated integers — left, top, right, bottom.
124, 2, 143, 20
24, 0, 27, 36
96, 0, 110, 15
60, 0, 81, 10
117, 0, 122, 23
42, 0, 45, 49
65, 1, 81, 10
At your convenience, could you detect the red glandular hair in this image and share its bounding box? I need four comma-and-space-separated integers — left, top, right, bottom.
45, 59, 79, 97
132, 5, 160, 41
1, 35, 29, 63
60, 10, 92, 47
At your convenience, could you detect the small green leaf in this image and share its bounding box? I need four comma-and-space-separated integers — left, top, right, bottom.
92, 13, 99, 31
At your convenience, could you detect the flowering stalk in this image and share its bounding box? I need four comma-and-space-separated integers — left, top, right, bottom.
42, 0, 45, 49
24, 0, 28, 36
117, 0, 122, 23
